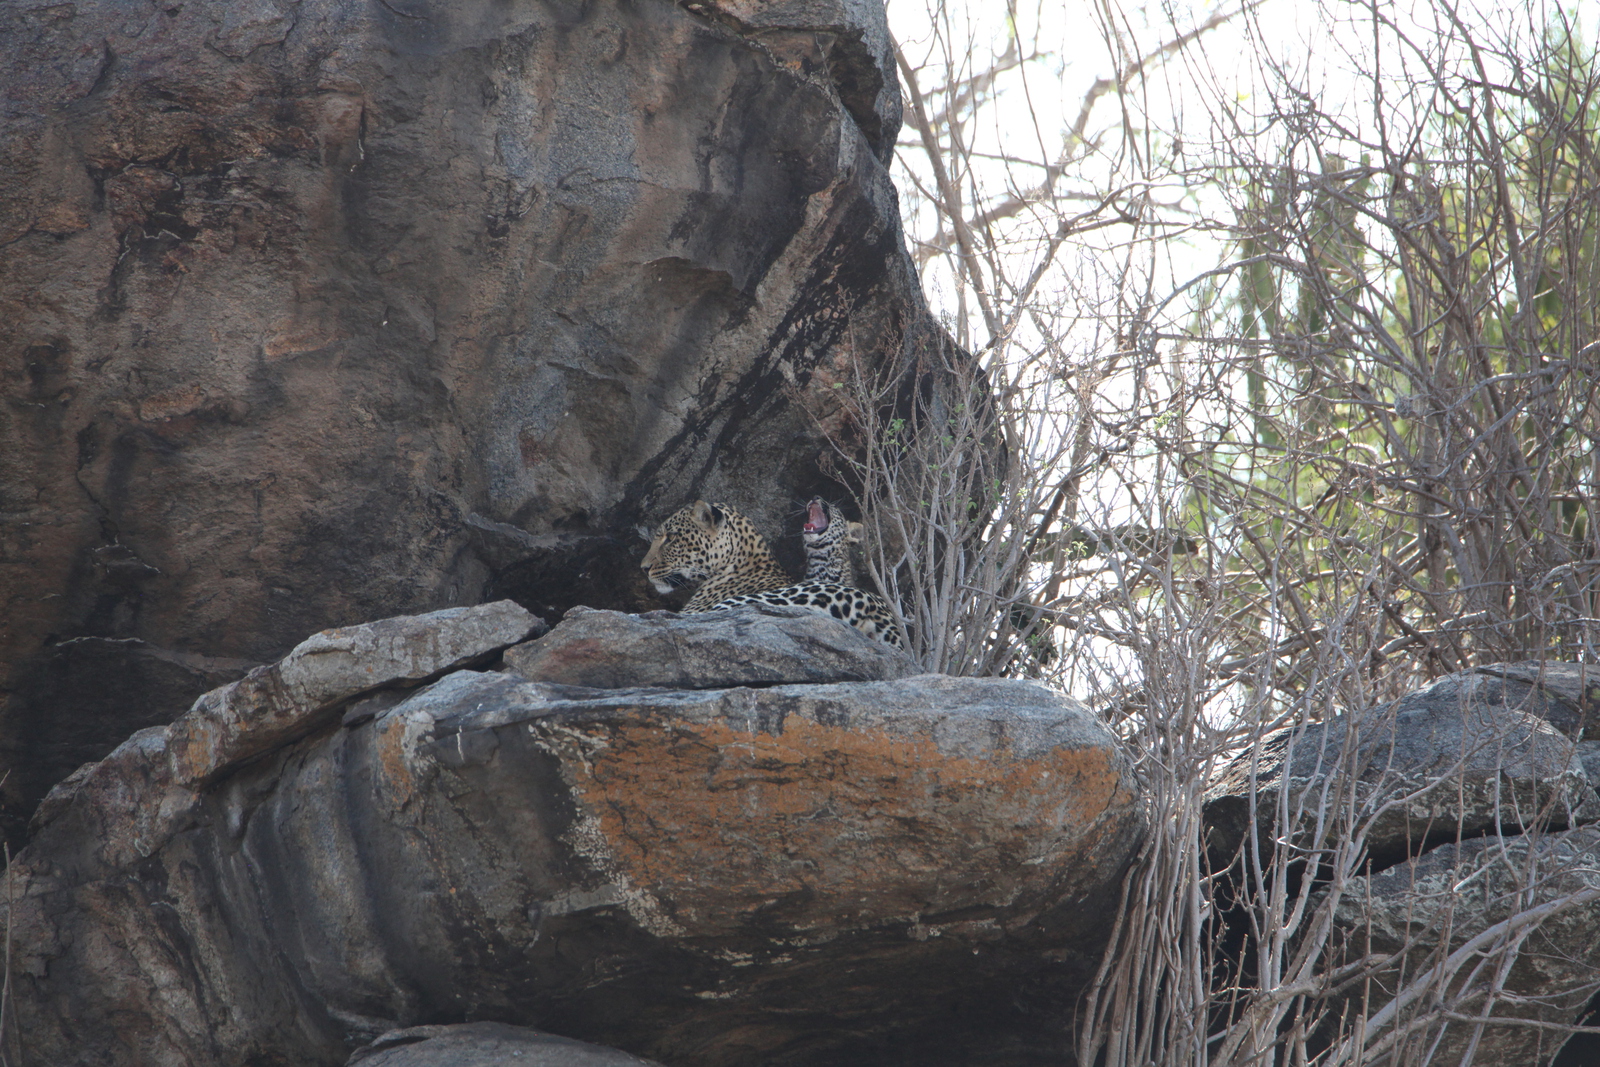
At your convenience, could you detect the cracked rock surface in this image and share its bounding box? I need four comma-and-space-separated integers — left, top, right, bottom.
0, 0, 936, 848
1204, 664, 1600, 1067
1205, 667, 1600, 870
3, 605, 1145, 1067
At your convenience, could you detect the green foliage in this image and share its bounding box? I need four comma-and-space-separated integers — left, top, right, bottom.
1188, 16, 1600, 694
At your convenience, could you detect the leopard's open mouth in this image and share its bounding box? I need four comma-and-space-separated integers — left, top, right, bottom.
803, 498, 828, 534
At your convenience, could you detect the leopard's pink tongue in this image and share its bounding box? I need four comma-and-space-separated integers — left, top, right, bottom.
803, 499, 827, 533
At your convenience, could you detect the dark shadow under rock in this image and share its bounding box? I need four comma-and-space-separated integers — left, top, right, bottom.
0, 635, 260, 847
475, 525, 660, 622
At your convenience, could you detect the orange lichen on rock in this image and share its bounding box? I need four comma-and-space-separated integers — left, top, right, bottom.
538, 702, 1135, 938
372, 709, 422, 810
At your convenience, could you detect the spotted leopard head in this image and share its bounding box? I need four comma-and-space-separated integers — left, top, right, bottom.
801, 497, 861, 583
641, 499, 792, 610
642, 500, 724, 594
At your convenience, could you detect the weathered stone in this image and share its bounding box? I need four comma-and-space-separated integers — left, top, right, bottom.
1473, 661, 1600, 740
0, 0, 942, 848
27, 601, 542, 869
503, 603, 919, 688
1325, 825, 1600, 1067
1578, 740, 1600, 792
349, 1023, 666, 1066
6, 654, 1142, 1067
1206, 668, 1600, 869
687, 0, 901, 158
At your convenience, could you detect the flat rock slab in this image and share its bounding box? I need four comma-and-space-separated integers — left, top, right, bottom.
1326, 825, 1600, 1067
350, 1023, 665, 1066
1206, 667, 1600, 869
503, 604, 919, 688
7, 651, 1142, 1067
408, 671, 1134, 943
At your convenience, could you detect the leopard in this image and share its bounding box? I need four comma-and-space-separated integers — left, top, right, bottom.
800, 496, 861, 583
641, 499, 793, 612
711, 579, 905, 648
710, 496, 905, 649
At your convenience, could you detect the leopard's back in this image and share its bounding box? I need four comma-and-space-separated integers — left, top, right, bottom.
711, 580, 905, 649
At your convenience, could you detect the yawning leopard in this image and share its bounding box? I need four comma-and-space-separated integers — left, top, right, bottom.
713, 497, 904, 649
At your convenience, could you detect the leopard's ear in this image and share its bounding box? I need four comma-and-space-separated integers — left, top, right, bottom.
691, 500, 723, 532
846, 520, 865, 543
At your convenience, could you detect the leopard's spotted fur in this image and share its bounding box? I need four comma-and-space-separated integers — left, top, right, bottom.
801, 497, 861, 583
641, 500, 792, 612
711, 497, 905, 649
712, 580, 904, 648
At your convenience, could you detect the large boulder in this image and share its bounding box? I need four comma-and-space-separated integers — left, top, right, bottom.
5, 605, 1144, 1067
1206, 668, 1600, 869
0, 0, 938, 848
1202, 665, 1600, 1067
1324, 825, 1600, 1067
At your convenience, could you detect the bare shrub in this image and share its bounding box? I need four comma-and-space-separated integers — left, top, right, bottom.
871, 0, 1600, 1062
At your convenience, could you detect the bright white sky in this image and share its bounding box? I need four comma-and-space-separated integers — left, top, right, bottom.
883, 0, 1600, 348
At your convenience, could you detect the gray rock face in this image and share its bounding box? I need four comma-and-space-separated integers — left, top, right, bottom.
27, 599, 544, 869
349, 1023, 666, 1067
5, 606, 1145, 1067
1471, 662, 1600, 740
1202, 665, 1600, 1066
504, 603, 920, 688
1206, 669, 1600, 868
0, 0, 938, 848
1326, 826, 1600, 1067
1578, 740, 1600, 792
